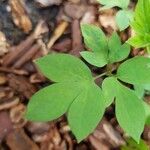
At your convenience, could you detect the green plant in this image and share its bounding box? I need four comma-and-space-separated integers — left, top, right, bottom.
26, 0, 150, 144
97, 0, 133, 31
26, 23, 150, 143
127, 0, 150, 52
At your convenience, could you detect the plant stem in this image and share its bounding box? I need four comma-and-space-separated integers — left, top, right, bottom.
93, 64, 118, 81
93, 72, 107, 80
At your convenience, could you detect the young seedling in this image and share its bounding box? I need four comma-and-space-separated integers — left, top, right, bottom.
127, 0, 150, 52
26, 0, 150, 144
97, 0, 133, 31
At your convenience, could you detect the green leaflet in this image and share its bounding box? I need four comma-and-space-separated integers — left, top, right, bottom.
97, 0, 130, 9
81, 24, 108, 53
115, 82, 145, 143
35, 53, 92, 82
108, 33, 130, 63
81, 24, 130, 67
127, 0, 150, 48
26, 54, 105, 142
26, 82, 81, 122
116, 10, 133, 31
68, 83, 105, 142
117, 56, 150, 85
80, 51, 108, 67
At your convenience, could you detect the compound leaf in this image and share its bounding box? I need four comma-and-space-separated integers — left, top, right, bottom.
35, 54, 92, 82
26, 82, 81, 122
68, 83, 105, 142
81, 24, 108, 67
117, 56, 150, 85
108, 32, 130, 63
26, 53, 106, 142
115, 83, 145, 143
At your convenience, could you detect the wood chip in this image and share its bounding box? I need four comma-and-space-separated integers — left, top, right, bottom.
9, 0, 32, 33
91, 119, 125, 148
35, 0, 62, 7
0, 97, 19, 111
13, 44, 41, 69
52, 38, 71, 52
2, 21, 48, 67
26, 122, 50, 134
0, 31, 9, 56
2, 34, 35, 67
0, 67, 29, 75
47, 21, 69, 49
10, 104, 27, 128
70, 19, 83, 56
0, 111, 13, 142
8, 74, 37, 99
99, 9, 117, 33
0, 75, 7, 85
89, 135, 110, 150
64, 2, 86, 19
6, 129, 39, 150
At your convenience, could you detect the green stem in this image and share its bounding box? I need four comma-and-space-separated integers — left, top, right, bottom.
93, 72, 107, 80
93, 64, 118, 81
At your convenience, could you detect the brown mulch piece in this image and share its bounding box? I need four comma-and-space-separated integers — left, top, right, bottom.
6, 129, 39, 150
0, 111, 13, 142
0, 0, 149, 150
